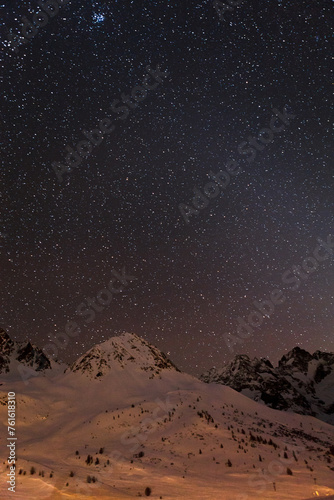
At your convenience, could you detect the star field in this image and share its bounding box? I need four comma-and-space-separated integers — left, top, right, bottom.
1, 0, 333, 375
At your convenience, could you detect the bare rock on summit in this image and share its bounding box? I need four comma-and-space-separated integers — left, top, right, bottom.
0, 328, 51, 375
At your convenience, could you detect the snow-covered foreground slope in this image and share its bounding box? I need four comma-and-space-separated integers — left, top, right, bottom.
201, 348, 334, 425
0, 333, 334, 499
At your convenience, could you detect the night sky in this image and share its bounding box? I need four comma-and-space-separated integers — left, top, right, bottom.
1, 0, 333, 375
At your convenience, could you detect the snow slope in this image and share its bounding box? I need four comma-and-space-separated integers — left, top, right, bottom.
0, 332, 333, 499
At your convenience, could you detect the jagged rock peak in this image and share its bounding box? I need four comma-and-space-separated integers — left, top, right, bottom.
16, 342, 51, 371
0, 328, 14, 353
278, 346, 313, 372
200, 347, 334, 425
0, 329, 51, 375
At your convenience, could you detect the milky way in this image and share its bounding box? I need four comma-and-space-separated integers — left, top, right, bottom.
1, 0, 333, 375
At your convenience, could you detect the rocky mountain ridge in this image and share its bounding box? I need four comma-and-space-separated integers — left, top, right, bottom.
200, 347, 334, 424
1, 328, 333, 426
0, 328, 51, 376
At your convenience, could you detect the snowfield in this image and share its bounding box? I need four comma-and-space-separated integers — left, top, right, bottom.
1, 333, 333, 499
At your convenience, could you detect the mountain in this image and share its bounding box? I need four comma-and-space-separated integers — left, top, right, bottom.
200, 347, 334, 424
0, 328, 51, 379
68, 332, 180, 379
0, 333, 333, 499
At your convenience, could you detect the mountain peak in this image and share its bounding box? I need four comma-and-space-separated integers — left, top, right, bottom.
201, 347, 334, 424
0, 328, 51, 376
280, 345, 312, 359
69, 332, 180, 379
313, 350, 334, 363
278, 347, 313, 373
0, 328, 14, 353
200, 354, 277, 386
16, 342, 51, 371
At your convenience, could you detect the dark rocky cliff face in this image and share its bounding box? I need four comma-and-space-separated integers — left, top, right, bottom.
200, 347, 334, 424
0, 329, 51, 375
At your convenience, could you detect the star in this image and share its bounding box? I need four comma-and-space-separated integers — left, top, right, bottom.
92, 13, 105, 24
2, 0, 333, 377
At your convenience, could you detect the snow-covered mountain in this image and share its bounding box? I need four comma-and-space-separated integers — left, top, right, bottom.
200, 347, 334, 425
1, 332, 333, 499
0, 328, 51, 378
68, 332, 180, 379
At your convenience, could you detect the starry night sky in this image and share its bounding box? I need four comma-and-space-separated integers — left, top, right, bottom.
1, 0, 333, 375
